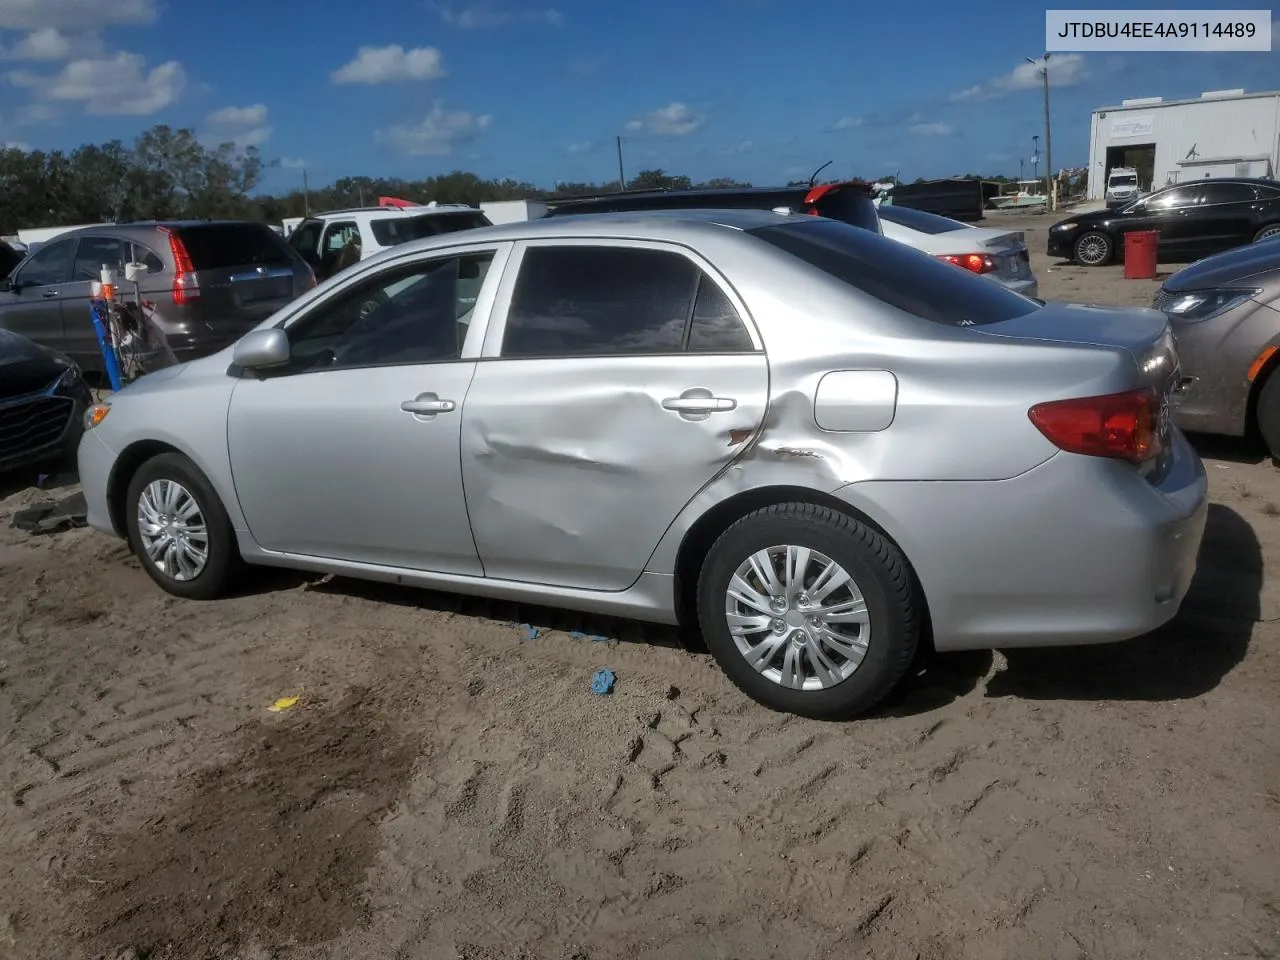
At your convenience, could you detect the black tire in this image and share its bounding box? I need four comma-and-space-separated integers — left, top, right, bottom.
125, 452, 241, 600
696, 503, 920, 720
1253, 224, 1280, 244
1073, 231, 1112, 266
1256, 370, 1280, 461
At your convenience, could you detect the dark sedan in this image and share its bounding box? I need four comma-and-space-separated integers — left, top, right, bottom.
0, 329, 93, 474
1048, 178, 1280, 266
1151, 241, 1280, 455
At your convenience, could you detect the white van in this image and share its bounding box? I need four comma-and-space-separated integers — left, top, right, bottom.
1105, 167, 1141, 208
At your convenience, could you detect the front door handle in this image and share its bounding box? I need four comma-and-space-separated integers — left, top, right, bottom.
41, 290, 59, 298
400, 392, 456, 419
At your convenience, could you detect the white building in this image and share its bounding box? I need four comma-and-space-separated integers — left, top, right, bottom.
1086, 89, 1280, 200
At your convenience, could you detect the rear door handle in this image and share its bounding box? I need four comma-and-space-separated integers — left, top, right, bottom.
401, 393, 456, 418
662, 397, 736, 413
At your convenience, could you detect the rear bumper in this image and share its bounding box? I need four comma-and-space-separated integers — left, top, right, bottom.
832, 431, 1208, 651
998, 276, 1038, 298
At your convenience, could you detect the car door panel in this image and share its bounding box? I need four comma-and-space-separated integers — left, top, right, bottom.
461, 239, 770, 592
225, 243, 508, 573
0, 238, 76, 356
228, 363, 482, 572
461, 354, 768, 590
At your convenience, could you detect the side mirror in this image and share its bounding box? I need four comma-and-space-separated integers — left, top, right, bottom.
1, 276, 15, 293
232, 328, 291, 370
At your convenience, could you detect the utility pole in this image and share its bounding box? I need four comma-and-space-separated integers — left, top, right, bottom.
302, 167, 311, 217
1032, 135, 1039, 182
1027, 53, 1054, 210
616, 136, 626, 192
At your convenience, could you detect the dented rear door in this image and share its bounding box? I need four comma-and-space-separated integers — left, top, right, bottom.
460, 239, 769, 591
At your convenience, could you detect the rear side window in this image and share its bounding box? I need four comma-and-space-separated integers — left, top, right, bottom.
751, 220, 1038, 327
72, 236, 127, 280
876, 205, 966, 236
370, 212, 490, 246
503, 246, 697, 357
176, 223, 294, 270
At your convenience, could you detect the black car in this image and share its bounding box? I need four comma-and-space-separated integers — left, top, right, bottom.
0, 240, 22, 279
545, 181, 882, 233
0, 328, 93, 474
1047, 178, 1280, 267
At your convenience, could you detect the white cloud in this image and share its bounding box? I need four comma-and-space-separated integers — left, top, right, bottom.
433, 3, 562, 29
832, 116, 862, 130
0, 0, 157, 30
910, 121, 955, 137
1, 139, 30, 150
566, 141, 595, 154
277, 157, 308, 170
10, 51, 185, 115
729, 139, 754, 154
625, 102, 706, 137
378, 101, 492, 156
2, 27, 105, 61
16, 101, 55, 123
951, 53, 1087, 102
205, 103, 272, 148
331, 44, 446, 84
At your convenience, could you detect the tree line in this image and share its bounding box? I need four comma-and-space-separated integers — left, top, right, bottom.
0, 123, 1023, 234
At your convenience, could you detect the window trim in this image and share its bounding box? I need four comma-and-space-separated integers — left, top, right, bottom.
244, 242, 512, 379
480, 237, 764, 361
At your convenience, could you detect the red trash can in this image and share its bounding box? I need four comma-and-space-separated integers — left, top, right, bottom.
1124, 230, 1159, 279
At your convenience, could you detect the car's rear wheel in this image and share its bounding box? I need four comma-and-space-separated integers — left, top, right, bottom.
1074, 231, 1112, 266
696, 503, 920, 720
1253, 224, 1280, 244
125, 452, 241, 600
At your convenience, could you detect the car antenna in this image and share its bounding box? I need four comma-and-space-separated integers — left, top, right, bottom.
808, 161, 832, 187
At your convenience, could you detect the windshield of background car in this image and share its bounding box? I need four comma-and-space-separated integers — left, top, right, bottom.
177, 223, 295, 269
1111, 175, 1138, 186
370, 211, 491, 246
808, 188, 881, 233
750, 219, 1039, 326
876, 205, 968, 235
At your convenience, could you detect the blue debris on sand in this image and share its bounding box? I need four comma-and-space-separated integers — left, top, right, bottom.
520, 623, 541, 642
591, 668, 617, 695
571, 631, 612, 644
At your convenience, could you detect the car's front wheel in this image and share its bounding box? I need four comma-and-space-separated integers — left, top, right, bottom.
696, 503, 920, 720
125, 452, 241, 600
1073, 231, 1112, 266
1253, 224, 1280, 244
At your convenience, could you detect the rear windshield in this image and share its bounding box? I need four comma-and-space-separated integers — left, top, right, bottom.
175, 223, 295, 270
876, 205, 967, 235
750, 219, 1039, 327
369, 211, 490, 246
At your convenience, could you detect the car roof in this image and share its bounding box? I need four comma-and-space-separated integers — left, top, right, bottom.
547, 181, 871, 211
41, 220, 269, 241
357, 207, 815, 262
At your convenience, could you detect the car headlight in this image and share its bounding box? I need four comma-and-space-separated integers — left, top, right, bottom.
1161, 288, 1261, 323
84, 401, 111, 430
1052, 221, 1077, 232
56, 364, 81, 388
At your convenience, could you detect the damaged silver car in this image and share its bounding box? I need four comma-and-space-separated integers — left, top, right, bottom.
77, 210, 1207, 719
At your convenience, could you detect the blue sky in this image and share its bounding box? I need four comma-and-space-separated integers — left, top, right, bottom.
1, 0, 1276, 194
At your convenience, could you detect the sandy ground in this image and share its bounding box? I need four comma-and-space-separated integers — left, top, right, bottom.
1, 215, 1278, 960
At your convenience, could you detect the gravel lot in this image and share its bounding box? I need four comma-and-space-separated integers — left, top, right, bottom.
1, 211, 1277, 960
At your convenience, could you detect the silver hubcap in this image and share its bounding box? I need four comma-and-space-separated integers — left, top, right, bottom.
1258, 227, 1280, 242
137, 479, 209, 582
724, 545, 871, 691
1077, 235, 1108, 265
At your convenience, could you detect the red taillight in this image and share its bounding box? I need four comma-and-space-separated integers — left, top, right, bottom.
1028, 389, 1163, 463
161, 228, 200, 305
937, 253, 998, 274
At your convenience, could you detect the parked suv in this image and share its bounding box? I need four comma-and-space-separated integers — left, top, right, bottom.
287, 205, 491, 282
0, 221, 314, 374
544, 181, 882, 233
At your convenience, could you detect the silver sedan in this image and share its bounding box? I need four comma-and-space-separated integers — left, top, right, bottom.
77, 210, 1208, 719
